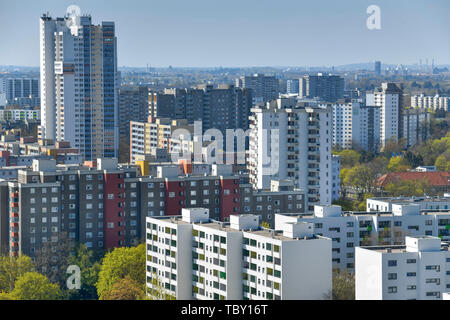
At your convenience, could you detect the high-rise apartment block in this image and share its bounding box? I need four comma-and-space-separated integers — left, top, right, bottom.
236, 74, 279, 105
299, 74, 344, 102
399, 108, 430, 148
366, 83, 403, 148
118, 86, 149, 139
40, 12, 119, 160
286, 79, 299, 95
6, 158, 138, 258
327, 99, 381, 152
248, 98, 333, 211
145, 208, 331, 300
356, 236, 450, 300
375, 61, 381, 75
148, 85, 253, 134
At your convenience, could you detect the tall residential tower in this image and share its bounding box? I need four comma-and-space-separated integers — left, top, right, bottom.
40, 11, 119, 160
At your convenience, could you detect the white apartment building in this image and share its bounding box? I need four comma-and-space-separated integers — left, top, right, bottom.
327, 99, 381, 152
411, 94, 449, 111
0, 109, 40, 121
355, 236, 450, 300
248, 98, 333, 211
366, 83, 402, 148
367, 196, 450, 212
328, 100, 361, 149
331, 155, 341, 201
40, 12, 119, 160
146, 208, 332, 300
275, 203, 450, 272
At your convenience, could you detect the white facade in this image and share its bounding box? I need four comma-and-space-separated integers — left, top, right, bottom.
356, 236, 450, 300
367, 196, 450, 212
411, 94, 449, 111
366, 83, 402, 148
275, 203, 450, 272
248, 98, 332, 211
0, 109, 40, 121
328, 100, 381, 151
331, 155, 340, 201
146, 209, 332, 300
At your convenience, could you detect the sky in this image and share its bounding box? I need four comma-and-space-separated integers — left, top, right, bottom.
0, 0, 449, 68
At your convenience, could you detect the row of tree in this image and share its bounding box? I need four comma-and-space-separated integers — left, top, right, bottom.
0, 241, 174, 300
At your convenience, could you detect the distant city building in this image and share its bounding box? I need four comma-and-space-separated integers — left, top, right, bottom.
399, 108, 430, 148
40, 12, 119, 160
356, 236, 450, 300
248, 98, 333, 211
236, 74, 278, 105
118, 86, 149, 139
146, 209, 332, 300
327, 100, 381, 152
148, 85, 253, 135
299, 74, 344, 102
411, 94, 449, 111
129, 118, 193, 163
0, 78, 40, 103
375, 61, 381, 75
286, 79, 299, 95
366, 83, 403, 148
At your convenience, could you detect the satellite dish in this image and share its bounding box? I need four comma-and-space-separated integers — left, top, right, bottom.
66, 5, 81, 17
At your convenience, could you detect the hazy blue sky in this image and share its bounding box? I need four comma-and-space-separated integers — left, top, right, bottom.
0, 0, 449, 67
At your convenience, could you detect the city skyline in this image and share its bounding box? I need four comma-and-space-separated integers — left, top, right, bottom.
0, 0, 449, 68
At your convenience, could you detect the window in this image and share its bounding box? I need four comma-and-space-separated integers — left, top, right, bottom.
387, 287, 397, 293
388, 260, 397, 267
406, 272, 416, 277
388, 273, 397, 280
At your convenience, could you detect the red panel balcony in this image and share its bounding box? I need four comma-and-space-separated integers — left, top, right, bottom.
10, 202, 19, 208
10, 212, 18, 218
11, 232, 18, 238
10, 222, 18, 228
10, 192, 18, 198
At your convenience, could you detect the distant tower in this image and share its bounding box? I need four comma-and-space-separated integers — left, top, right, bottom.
375, 61, 381, 75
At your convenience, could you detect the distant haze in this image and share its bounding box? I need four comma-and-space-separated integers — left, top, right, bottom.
0, 0, 449, 67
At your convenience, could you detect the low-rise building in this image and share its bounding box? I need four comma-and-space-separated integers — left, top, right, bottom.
356, 236, 450, 300
146, 208, 331, 300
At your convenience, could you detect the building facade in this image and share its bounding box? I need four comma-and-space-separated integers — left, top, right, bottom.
146, 209, 332, 300
356, 236, 450, 300
299, 74, 344, 102
248, 98, 333, 211
40, 12, 119, 160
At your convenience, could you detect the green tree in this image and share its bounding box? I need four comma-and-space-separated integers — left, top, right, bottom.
0, 255, 35, 292
96, 243, 146, 300
384, 178, 431, 197
344, 165, 377, 198
10, 272, 62, 300
387, 156, 411, 172
67, 244, 103, 300
334, 150, 360, 168
435, 155, 450, 171
101, 276, 145, 300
